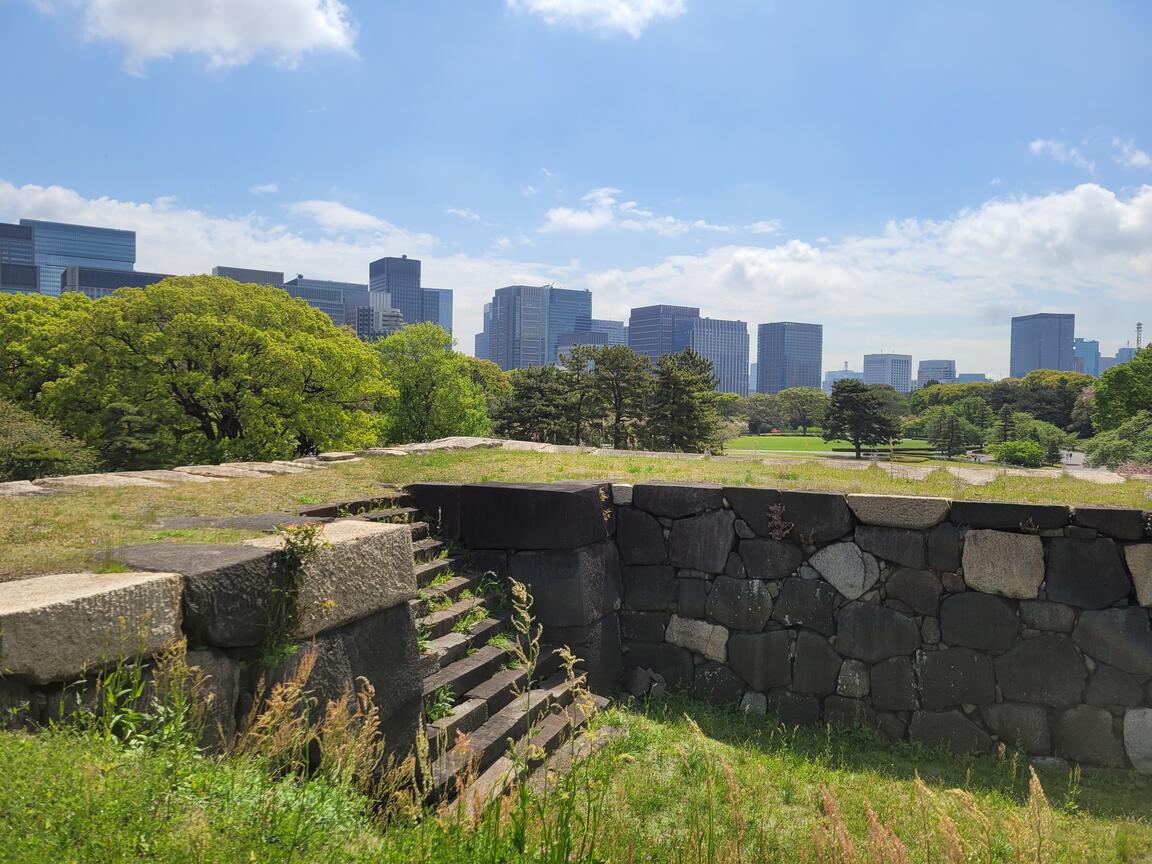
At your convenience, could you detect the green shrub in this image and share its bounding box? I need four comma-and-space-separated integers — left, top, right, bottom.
1085, 410, 1152, 470
0, 399, 98, 480
989, 439, 1045, 467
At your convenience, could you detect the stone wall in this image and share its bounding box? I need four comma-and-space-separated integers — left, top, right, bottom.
0, 519, 423, 755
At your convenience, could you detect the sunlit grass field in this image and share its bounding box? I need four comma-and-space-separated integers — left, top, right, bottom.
727, 434, 933, 452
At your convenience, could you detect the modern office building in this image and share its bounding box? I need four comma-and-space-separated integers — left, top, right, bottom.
422, 287, 454, 335
483, 284, 592, 370
628, 305, 700, 364
749, 363, 758, 393
282, 275, 357, 324
956, 373, 991, 383
864, 353, 913, 393
20, 219, 135, 296
1009, 313, 1075, 377
1072, 338, 1101, 377
475, 303, 492, 361
282, 275, 402, 340
590, 319, 628, 346
212, 266, 284, 285
823, 367, 864, 394
544, 288, 592, 363
1115, 346, 1138, 365
0, 223, 38, 293
368, 255, 454, 334
61, 266, 171, 299
756, 322, 823, 394
915, 359, 957, 388
673, 317, 749, 395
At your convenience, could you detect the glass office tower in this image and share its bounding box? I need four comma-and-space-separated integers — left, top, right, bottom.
864, 353, 914, 393
20, 219, 135, 296
369, 256, 422, 325
674, 317, 750, 395
628, 305, 701, 363
212, 266, 285, 285
757, 322, 823, 393
0, 225, 38, 293
61, 266, 171, 299
422, 287, 454, 335
545, 288, 592, 363
489, 285, 549, 370
1009, 313, 1075, 377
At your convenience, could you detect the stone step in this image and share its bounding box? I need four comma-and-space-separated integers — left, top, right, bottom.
415, 556, 467, 588
421, 612, 512, 670
412, 537, 447, 563
353, 507, 421, 524
408, 521, 431, 542
416, 593, 497, 641
426, 697, 489, 763
422, 644, 509, 701
296, 494, 411, 518
411, 573, 486, 618
463, 665, 530, 716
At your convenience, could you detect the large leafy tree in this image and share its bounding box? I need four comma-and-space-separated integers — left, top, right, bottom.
41, 276, 389, 465
0, 292, 91, 407
645, 348, 724, 453
925, 407, 982, 457
1094, 346, 1152, 431
376, 323, 490, 444
1085, 410, 1152, 469
1015, 370, 1094, 430
590, 345, 651, 450
823, 379, 902, 458
775, 387, 829, 435
738, 393, 781, 434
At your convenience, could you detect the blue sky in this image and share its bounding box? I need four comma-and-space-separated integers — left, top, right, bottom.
1, 0, 1150, 377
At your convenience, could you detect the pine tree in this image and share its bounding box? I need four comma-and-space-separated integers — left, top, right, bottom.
822, 379, 903, 458
590, 346, 651, 450
645, 348, 724, 453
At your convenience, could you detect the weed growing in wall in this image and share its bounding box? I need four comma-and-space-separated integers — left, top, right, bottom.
262, 522, 329, 668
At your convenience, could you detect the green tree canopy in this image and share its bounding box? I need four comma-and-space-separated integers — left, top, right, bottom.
558, 345, 606, 446
0, 398, 99, 481
736, 393, 781, 434
1094, 347, 1152, 431
0, 292, 92, 408
823, 379, 903, 458
1085, 410, 1152, 470
775, 387, 829, 435
645, 348, 724, 453
492, 365, 572, 443
590, 345, 652, 450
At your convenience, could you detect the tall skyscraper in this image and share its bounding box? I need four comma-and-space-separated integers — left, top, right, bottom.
61, 267, 171, 299
422, 288, 454, 335
0, 224, 38, 294
749, 363, 758, 393
368, 255, 454, 334
282, 275, 361, 324
628, 305, 700, 364
1072, 338, 1101, 376
212, 266, 284, 285
486, 285, 592, 370
20, 219, 135, 296
956, 372, 991, 383
915, 359, 957, 388
1114, 346, 1138, 365
823, 367, 864, 394
475, 303, 492, 361
757, 322, 823, 393
545, 288, 592, 363
673, 317, 749, 395
590, 319, 628, 345
864, 353, 913, 393
1010, 313, 1075, 377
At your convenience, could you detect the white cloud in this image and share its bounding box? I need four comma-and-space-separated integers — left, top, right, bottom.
520, 184, 539, 198
39, 0, 357, 71
506, 0, 686, 38
286, 199, 437, 251
249, 182, 279, 195
1112, 137, 1152, 170
445, 207, 482, 222
540, 187, 779, 237
1029, 138, 1096, 173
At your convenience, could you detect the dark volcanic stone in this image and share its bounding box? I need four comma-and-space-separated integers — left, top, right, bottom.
950, 501, 1069, 531
692, 661, 744, 706
994, 635, 1086, 706
1086, 664, 1145, 706
1056, 706, 1129, 768
1073, 608, 1152, 675
669, 509, 735, 572
543, 615, 622, 693
856, 525, 926, 569
1071, 506, 1146, 541
724, 552, 747, 579
836, 602, 920, 663
633, 483, 724, 518
677, 579, 710, 619
886, 567, 942, 616
939, 593, 1018, 651
623, 642, 694, 689
461, 482, 610, 550
508, 540, 621, 628
910, 710, 992, 755
767, 688, 821, 725
779, 490, 854, 545
620, 611, 669, 643
981, 704, 1051, 754
405, 482, 461, 539
623, 564, 677, 611
772, 578, 837, 635
740, 538, 805, 580
1045, 538, 1132, 610
1019, 600, 1075, 633
792, 631, 842, 695
876, 712, 908, 743
824, 695, 877, 729
871, 657, 918, 711
723, 487, 783, 537
918, 647, 996, 709
706, 576, 774, 631
728, 631, 792, 691
927, 522, 961, 572
616, 507, 668, 565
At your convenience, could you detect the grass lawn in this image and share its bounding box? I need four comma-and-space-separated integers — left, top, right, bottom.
2, 449, 1149, 579
727, 435, 933, 452
3, 697, 1150, 863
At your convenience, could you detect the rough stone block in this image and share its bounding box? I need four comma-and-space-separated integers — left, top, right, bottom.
779, 491, 854, 544
876, 712, 908, 743
620, 610, 669, 643
740, 691, 767, 716
772, 578, 836, 635
848, 495, 949, 530
739, 538, 804, 580
692, 661, 744, 706
467, 549, 508, 578
994, 635, 1085, 706
724, 552, 747, 579
666, 615, 728, 662
950, 501, 1068, 531
405, 482, 462, 539
1019, 600, 1075, 633
245, 520, 415, 639
461, 482, 610, 550
909, 710, 991, 755
723, 487, 782, 537
837, 659, 869, 698
728, 631, 791, 691
792, 631, 841, 695
808, 542, 880, 600
668, 509, 735, 573
939, 593, 1018, 651
918, 647, 996, 709
1086, 664, 1145, 707
0, 571, 182, 685
767, 688, 821, 725
623, 565, 677, 612
836, 602, 920, 663
927, 523, 961, 573
1045, 538, 1132, 610
961, 530, 1044, 599
546, 615, 623, 693
1056, 706, 1128, 768
1072, 608, 1152, 676
633, 483, 723, 518
981, 703, 1051, 754
611, 483, 633, 506
677, 580, 709, 619
825, 695, 877, 729
706, 576, 774, 632
616, 507, 667, 565
623, 642, 694, 689
871, 657, 918, 711
1124, 544, 1152, 608
886, 568, 942, 617
1072, 507, 1145, 541
1124, 708, 1152, 774
186, 648, 241, 750
856, 525, 926, 569
509, 540, 621, 628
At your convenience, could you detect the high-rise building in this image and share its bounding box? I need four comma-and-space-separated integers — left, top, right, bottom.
0, 224, 38, 293
956, 373, 991, 383
1010, 313, 1075, 377
673, 317, 749, 395
475, 303, 492, 361
864, 353, 913, 393
1115, 346, 1138, 365
590, 319, 628, 345
823, 367, 864, 394
1072, 338, 1101, 376
20, 219, 135, 296
61, 266, 171, 299
756, 322, 823, 394
422, 288, 454, 335
0, 263, 38, 294
282, 275, 357, 324
368, 255, 454, 334
915, 359, 957, 388
749, 363, 758, 393
544, 288, 592, 363
212, 266, 284, 285
486, 285, 592, 370
628, 305, 700, 364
